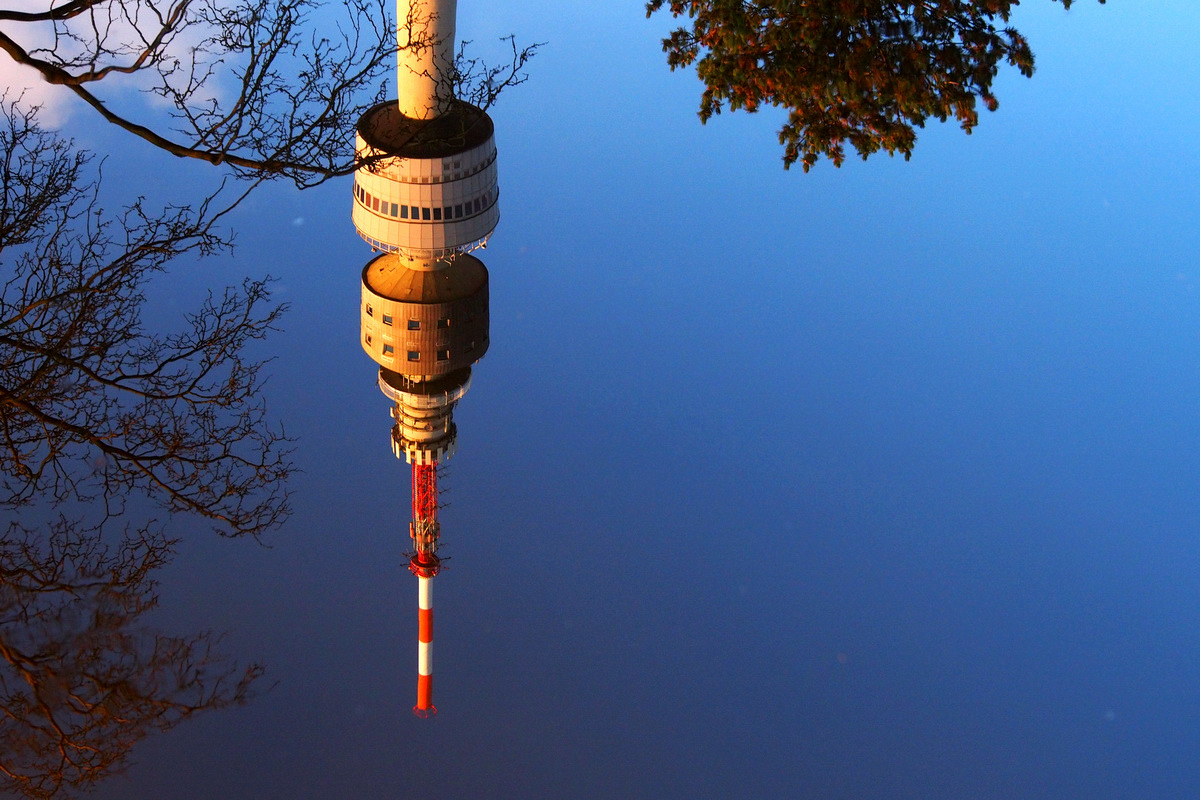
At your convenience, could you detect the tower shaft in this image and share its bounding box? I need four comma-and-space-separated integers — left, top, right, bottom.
354, 0, 495, 721
396, 0, 457, 119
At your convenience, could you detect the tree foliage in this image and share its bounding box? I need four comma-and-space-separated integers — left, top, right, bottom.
647, 0, 1101, 170
0, 100, 291, 537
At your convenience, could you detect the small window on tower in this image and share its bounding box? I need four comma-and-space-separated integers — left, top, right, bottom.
372, 197, 379, 211
421, 207, 431, 221
365, 334, 372, 345
411, 205, 420, 219
390, 203, 398, 217
432, 207, 442, 221
407, 319, 420, 330
407, 351, 420, 361
365, 305, 374, 317
436, 349, 450, 362
443, 206, 452, 219
400, 205, 409, 219
382, 314, 393, 326
437, 318, 450, 329
382, 344, 394, 355
465, 341, 474, 353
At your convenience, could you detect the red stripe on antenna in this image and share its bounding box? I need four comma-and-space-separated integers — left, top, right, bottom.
418, 608, 433, 643
415, 674, 436, 718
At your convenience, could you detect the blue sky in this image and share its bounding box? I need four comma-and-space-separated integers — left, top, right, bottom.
7, 1, 1200, 797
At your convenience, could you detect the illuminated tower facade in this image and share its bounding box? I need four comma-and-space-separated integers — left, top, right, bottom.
353, 0, 496, 718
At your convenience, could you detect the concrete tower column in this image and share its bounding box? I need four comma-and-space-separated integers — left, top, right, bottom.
354, 0, 494, 719
397, 0, 458, 119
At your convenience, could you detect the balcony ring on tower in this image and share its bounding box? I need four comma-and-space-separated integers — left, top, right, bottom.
352, 99, 500, 261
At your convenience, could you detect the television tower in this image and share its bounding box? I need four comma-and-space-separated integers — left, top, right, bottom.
353, 0, 496, 718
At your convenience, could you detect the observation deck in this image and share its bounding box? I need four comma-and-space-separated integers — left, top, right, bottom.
352, 100, 500, 260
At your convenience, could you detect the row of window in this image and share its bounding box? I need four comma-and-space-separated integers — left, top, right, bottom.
365, 335, 478, 361
392, 152, 495, 185
364, 307, 465, 329
354, 182, 496, 222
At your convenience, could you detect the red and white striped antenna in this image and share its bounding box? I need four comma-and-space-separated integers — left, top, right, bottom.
415, 568, 435, 717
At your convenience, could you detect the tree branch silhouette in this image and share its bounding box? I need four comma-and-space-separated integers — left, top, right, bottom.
0, 0, 537, 185
0, 516, 263, 799
0, 100, 291, 537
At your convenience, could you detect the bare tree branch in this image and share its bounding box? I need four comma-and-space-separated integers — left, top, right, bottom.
0, 99, 292, 537
0, 516, 264, 798
0, 0, 536, 186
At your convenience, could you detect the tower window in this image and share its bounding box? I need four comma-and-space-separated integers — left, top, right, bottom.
365, 305, 373, 317
382, 314, 393, 326
382, 344, 394, 355
432, 207, 442, 221
407, 319, 420, 330
436, 349, 450, 362
422, 207, 431, 221
443, 206, 452, 219
411, 205, 420, 219
454, 204, 463, 218
437, 318, 450, 329
365, 334, 372, 345
390, 203, 398, 216
400, 205, 409, 219
372, 197, 379, 211
407, 351, 420, 361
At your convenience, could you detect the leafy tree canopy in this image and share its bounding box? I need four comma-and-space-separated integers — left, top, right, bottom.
647, 0, 1101, 170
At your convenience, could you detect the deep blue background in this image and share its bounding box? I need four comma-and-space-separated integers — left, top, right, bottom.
33, 0, 1200, 796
